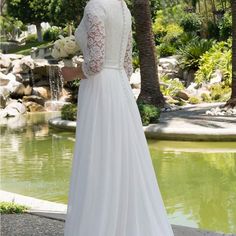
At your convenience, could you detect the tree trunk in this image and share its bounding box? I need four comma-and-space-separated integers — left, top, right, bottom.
133, 0, 165, 107
227, 0, 236, 106
35, 23, 43, 42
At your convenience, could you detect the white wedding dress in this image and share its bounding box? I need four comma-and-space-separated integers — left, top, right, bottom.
64, 0, 174, 235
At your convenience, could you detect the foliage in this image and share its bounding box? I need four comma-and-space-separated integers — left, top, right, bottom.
137, 101, 161, 126
49, 0, 87, 27
0, 15, 24, 41
153, 7, 185, 45
25, 34, 37, 43
61, 103, 77, 121
195, 39, 232, 85
8, 41, 53, 55
209, 83, 231, 102
218, 12, 232, 40
201, 93, 211, 102
7, 0, 51, 25
188, 96, 201, 104
180, 13, 202, 33
178, 37, 214, 71
157, 43, 176, 57
43, 26, 64, 41
0, 202, 28, 214
160, 76, 185, 96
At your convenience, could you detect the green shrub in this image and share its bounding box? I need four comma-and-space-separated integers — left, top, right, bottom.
188, 96, 201, 104
61, 104, 77, 121
163, 23, 184, 43
137, 101, 161, 126
209, 83, 231, 102
0, 202, 28, 214
43, 26, 61, 41
25, 34, 37, 43
218, 12, 232, 40
178, 37, 214, 71
195, 39, 232, 85
160, 76, 185, 96
180, 13, 202, 33
201, 93, 212, 102
158, 43, 176, 57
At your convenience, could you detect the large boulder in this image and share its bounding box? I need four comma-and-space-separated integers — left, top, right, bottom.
158, 56, 182, 79
32, 86, 51, 100
22, 95, 45, 106
24, 101, 46, 112
176, 90, 190, 101
0, 100, 26, 117
0, 55, 12, 69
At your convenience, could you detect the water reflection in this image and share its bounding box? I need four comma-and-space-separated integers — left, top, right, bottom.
148, 140, 236, 234
0, 113, 236, 234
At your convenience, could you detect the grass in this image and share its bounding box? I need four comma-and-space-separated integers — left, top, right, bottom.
8, 41, 54, 55
0, 201, 29, 214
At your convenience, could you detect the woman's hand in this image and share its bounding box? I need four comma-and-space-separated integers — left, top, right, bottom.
60, 62, 87, 81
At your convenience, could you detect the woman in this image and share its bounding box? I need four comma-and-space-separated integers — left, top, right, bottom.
62, 0, 174, 235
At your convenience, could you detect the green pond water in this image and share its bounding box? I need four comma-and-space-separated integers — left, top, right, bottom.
0, 112, 236, 234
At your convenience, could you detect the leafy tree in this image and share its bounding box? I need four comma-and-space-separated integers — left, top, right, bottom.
133, 0, 165, 107
6, 0, 52, 42
49, 0, 87, 34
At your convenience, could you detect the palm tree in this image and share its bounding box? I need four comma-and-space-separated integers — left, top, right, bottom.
133, 0, 165, 107
227, 0, 236, 106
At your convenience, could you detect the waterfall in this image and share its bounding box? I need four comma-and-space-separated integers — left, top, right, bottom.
44, 65, 69, 111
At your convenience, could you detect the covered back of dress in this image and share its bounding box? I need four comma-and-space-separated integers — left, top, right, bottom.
102, 0, 132, 67
75, 0, 133, 78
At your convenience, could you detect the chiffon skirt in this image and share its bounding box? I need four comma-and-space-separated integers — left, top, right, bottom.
64, 67, 174, 236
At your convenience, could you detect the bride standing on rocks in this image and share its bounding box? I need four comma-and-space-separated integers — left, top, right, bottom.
61, 0, 174, 235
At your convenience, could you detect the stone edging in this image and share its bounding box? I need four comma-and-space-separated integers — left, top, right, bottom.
48, 117, 236, 141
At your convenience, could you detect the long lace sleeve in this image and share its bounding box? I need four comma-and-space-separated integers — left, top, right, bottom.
124, 30, 133, 80
82, 2, 106, 77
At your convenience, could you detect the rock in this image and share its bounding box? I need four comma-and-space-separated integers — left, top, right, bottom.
0, 94, 6, 108
22, 95, 45, 106
0, 86, 11, 99
158, 56, 182, 79
12, 59, 23, 74
21, 56, 35, 70
183, 70, 196, 87
0, 100, 26, 117
6, 73, 16, 82
11, 56, 35, 74
32, 86, 51, 100
0, 57, 11, 68
59, 88, 73, 102
0, 72, 10, 86
130, 70, 141, 89
210, 69, 222, 84
176, 90, 190, 101
186, 82, 198, 95
10, 82, 25, 98
7, 100, 26, 114
24, 85, 33, 96
0, 107, 20, 117
25, 101, 46, 112
0, 53, 24, 60
159, 56, 179, 70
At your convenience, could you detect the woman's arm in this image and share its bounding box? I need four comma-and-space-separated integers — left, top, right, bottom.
60, 62, 87, 81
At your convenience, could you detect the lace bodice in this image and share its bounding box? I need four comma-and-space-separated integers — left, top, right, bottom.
75, 0, 133, 79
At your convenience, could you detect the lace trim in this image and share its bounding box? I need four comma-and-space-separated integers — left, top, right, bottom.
124, 30, 133, 79
82, 4, 105, 77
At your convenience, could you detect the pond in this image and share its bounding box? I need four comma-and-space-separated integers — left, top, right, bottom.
0, 112, 235, 234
